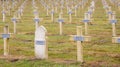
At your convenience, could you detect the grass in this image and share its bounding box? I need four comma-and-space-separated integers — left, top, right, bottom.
0, 0, 120, 67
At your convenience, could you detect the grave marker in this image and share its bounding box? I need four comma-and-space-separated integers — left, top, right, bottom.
110, 12, 117, 37
2, 10, 5, 22
108, 11, 112, 20
58, 13, 64, 35
74, 26, 83, 62
34, 26, 48, 59
110, 12, 120, 43
2, 25, 10, 56
50, 9, 54, 22
11, 17, 17, 34
46, 8, 49, 16
83, 13, 89, 35
82, 13, 91, 42
34, 17, 40, 30
18, 9, 22, 19
68, 9, 72, 23
33, 10, 39, 18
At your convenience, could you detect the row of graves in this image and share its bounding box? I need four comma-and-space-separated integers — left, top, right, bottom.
0, 0, 25, 22
0, 0, 28, 56
0, 0, 94, 62
102, 0, 120, 43
39, 0, 90, 23
0, 0, 119, 63
109, 0, 120, 8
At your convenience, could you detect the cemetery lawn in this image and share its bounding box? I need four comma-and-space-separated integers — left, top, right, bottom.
0, 0, 120, 67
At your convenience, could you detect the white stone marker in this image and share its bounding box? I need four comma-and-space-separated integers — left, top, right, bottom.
58, 13, 64, 35
2, 25, 10, 56
12, 17, 17, 34
34, 26, 48, 59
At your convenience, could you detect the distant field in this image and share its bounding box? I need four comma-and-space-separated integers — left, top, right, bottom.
0, 0, 120, 67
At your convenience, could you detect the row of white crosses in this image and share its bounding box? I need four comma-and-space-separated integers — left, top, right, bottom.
1, 0, 10, 22
67, 0, 89, 23
0, 0, 37, 57
39, 0, 89, 21
1, 1, 6, 22
1, 0, 35, 57
81, 0, 89, 9
102, 0, 115, 34
81, 0, 95, 28
69, 2, 96, 60
40, 0, 87, 13
38, 0, 93, 35
56, 0, 94, 35
36, 0, 90, 61
109, 0, 119, 6
102, 0, 120, 43
0, 0, 28, 57
0, 0, 91, 62
109, 12, 120, 43
0, 0, 24, 22
39, 0, 50, 16
11, 0, 28, 34
32, 0, 42, 30
86, 0, 95, 23
73, 0, 88, 17
16, 0, 27, 20
56, 0, 92, 35
102, 0, 113, 20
